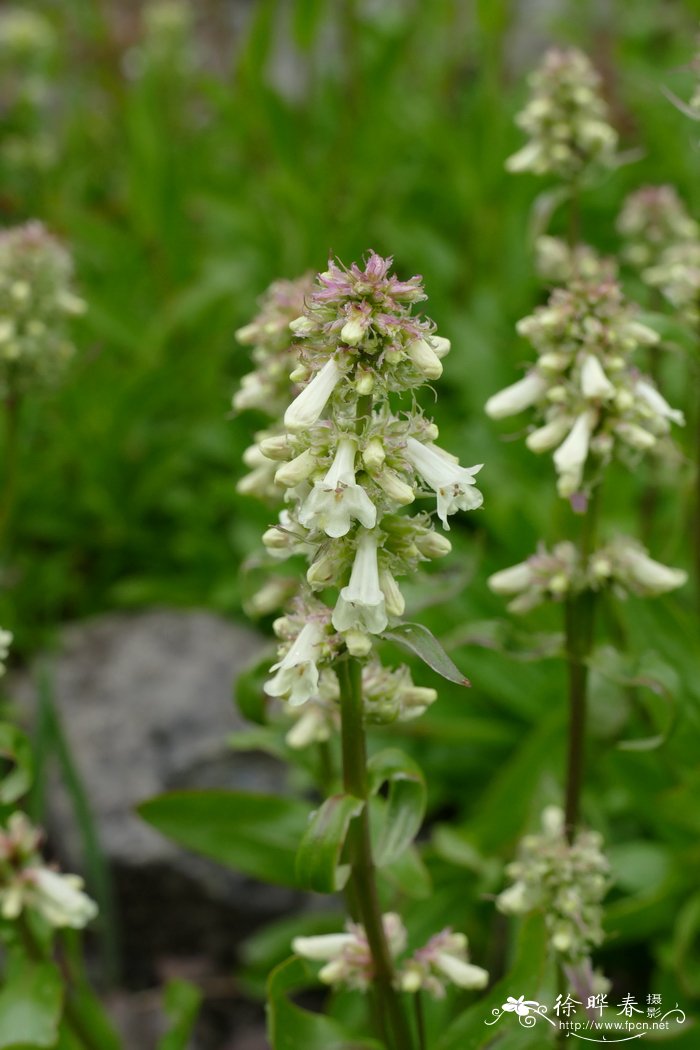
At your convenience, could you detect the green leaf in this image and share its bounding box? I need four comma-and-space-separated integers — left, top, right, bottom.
0, 723, 33, 805
157, 979, 202, 1050
367, 749, 426, 866
296, 794, 364, 893
381, 623, 470, 686
138, 790, 310, 887
267, 956, 382, 1050
0, 957, 63, 1049
435, 914, 551, 1050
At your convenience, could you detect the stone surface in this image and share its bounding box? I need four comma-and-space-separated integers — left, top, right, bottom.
12, 609, 298, 994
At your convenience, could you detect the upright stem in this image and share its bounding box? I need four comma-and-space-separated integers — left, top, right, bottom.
563, 488, 599, 842
0, 385, 21, 550
337, 656, 415, 1050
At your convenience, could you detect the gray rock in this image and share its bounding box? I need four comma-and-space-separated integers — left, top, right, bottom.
12, 608, 299, 989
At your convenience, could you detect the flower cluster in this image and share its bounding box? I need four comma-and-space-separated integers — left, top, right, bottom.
269, 597, 438, 734
644, 241, 700, 326
590, 537, 687, 598
235, 274, 314, 503
488, 542, 580, 613
399, 928, 489, 998
489, 536, 686, 612
257, 252, 482, 699
293, 914, 488, 997
0, 812, 97, 929
485, 279, 683, 500
617, 185, 698, 270
535, 236, 617, 286
0, 222, 84, 394
496, 806, 609, 962
506, 48, 618, 179
233, 275, 313, 417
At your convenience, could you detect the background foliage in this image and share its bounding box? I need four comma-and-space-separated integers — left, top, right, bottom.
2, 0, 700, 1045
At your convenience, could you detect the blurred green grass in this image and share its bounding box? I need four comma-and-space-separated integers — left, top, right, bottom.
1, 0, 700, 1022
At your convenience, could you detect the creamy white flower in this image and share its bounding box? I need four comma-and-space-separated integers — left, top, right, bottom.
332, 531, 388, 635
614, 422, 656, 450
298, 438, 376, 538
553, 410, 596, 497
266, 621, 325, 706
405, 437, 483, 528
580, 354, 615, 400
274, 448, 317, 488
293, 932, 356, 960
406, 338, 443, 380
284, 358, 342, 430
434, 949, 489, 990
605, 540, 687, 596
485, 372, 548, 419
430, 335, 451, 359
488, 561, 534, 594
635, 379, 685, 426
286, 703, 332, 749
525, 415, 571, 453
378, 567, 405, 617
28, 868, 98, 929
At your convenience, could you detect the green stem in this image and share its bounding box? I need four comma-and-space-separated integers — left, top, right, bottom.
563, 488, 599, 843
0, 386, 21, 551
414, 991, 427, 1050
337, 656, 414, 1050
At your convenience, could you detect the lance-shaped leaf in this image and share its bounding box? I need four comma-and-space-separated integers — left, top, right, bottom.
138, 790, 310, 888
295, 794, 364, 893
267, 956, 383, 1050
381, 622, 470, 685
367, 749, 426, 866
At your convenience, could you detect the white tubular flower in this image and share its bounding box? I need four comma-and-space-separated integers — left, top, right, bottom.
293, 914, 406, 992
406, 337, 443, 380
485, 373, 548, 419
285, 702, 333, 749
274, 448, 317, 488
27, 868, 98, 929
266, 621, 326, 706
488, 561, 534, 595
599, 538, 687, 597
496, 806, 609, 962
580, 355, 614, 400
374, 468, 415, 506
405, 437, 483, 528
525, 415, 571, 453
378, 567, 405, 617
293, 931, 356, 961
614, 422, 656, 450
553, 410, 596, 497
298, 438, 376, 538
400, 929, 488, 999
332, 531, 388, 635
284, 358, 342, 430
431, 335, 451, 358
634, 379, 685, 427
